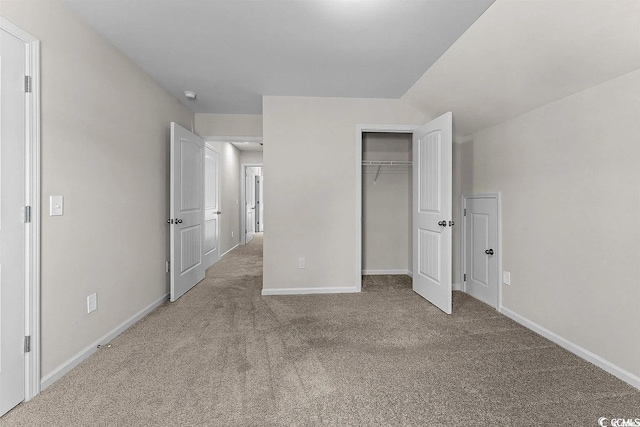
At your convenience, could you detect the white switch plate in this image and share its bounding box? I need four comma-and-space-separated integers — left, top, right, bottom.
298, 257, 306, 269
50, 196, 64, 216
231, 231, 234, 238
503, 271, 511, 285
87, 293, 97, 313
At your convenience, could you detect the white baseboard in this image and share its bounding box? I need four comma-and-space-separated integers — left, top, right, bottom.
500, 306, 640, 390
362, 269, 411, 276
262, 286, 360, 296
220, 243, 240, 259
452, 282, 462, 291
40, 293, 168, 391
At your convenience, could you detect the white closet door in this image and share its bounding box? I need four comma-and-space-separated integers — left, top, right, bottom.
412, 112, 453, 314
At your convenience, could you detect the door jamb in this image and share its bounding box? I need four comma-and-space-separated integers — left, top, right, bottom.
461, 193, 502, 310
355, 125, 418, 292
240, 163, 263, 245
1, 17, 42, 401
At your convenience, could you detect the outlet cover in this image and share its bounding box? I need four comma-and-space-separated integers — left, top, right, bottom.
87, 293, 97, 313
298, 257, 306, 269
503, 271, 511, 285
50, 196, 64, 216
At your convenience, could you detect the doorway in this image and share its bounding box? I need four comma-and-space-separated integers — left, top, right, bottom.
241, 164, 263, 245
361, 132, 412, 285
462, 194, 501, 309
0, 17, 41, 414
356, 114, 453, 313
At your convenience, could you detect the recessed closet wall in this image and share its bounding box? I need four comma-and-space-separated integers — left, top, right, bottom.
362, 132, 412, 275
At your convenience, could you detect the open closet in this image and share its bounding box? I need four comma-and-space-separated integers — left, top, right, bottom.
361, 132, 412, 289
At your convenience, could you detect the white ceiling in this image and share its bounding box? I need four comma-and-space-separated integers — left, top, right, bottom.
402, 0, 640, 138
62, 0, 493, 114
231, 141, 263, 152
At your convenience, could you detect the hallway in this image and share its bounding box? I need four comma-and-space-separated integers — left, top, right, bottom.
2, 234, 639, 426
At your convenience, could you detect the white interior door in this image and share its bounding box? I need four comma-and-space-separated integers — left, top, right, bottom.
412, 112, 453, 314
170, 123, 205, 302
464, 196, 499, 308
204, 145, 220, 268
0, 26, 27, 416
245, 169, 256, 243
255, 175, 262, 232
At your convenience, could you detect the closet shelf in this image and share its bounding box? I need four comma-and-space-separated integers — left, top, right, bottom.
362, 160, 411, 183
361, 160, 411, 166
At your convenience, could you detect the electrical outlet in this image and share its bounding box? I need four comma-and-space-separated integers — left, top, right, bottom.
298, 257, 306, 269
503, 271, 511, 285
87, 293, 97, 313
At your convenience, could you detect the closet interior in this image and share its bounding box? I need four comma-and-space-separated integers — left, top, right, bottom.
361, 132, 412, 289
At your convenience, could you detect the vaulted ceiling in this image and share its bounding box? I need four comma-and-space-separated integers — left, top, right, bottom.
62, 0, 494, 114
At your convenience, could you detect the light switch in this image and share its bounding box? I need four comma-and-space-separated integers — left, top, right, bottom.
50, 196, 64, 216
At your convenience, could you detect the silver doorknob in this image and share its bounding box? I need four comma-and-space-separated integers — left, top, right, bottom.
177, 219, 183, 224
438, 220, 447, 227
485, 249, 494, 255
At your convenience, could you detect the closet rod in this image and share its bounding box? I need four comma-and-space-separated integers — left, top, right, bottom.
362, 160, 411, 166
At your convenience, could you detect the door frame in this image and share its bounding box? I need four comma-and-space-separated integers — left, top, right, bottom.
1, 17, 42, 401
461, 193, 502, 310
355, 124, 418, 291
240, 163, 263, 245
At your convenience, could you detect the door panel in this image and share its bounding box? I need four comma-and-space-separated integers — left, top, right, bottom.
465, 196, 499, 308
204, 146, 220, 267
0, 27, 27, 416
413, 112, 452, 314
245, 169, 256, 243
170, 123, 205, 302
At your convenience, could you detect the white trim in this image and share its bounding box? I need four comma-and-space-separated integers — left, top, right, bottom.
261, 286, 359, 296
362, 269, 411, 276
220, 243, 240, 258
40, 293, 169, 391
1, 17, 42, 402
203, 136, 262, 143
500, 307, 640, 390
461, 193, 502, 309
240, 163, 263, 245
356, 124, 419, 293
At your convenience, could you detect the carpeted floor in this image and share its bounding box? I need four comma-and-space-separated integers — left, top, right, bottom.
2, 234, 639, 426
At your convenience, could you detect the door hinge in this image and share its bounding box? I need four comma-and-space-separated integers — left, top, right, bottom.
166, 261, 170, 273
24, 336, 31, 353
25, 206, 31, 223
464, 209, 467, 216
25, 76, 32, 93
463, 274, 466, 282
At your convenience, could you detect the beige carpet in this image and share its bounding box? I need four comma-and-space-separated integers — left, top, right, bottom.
2, 234, 639, 426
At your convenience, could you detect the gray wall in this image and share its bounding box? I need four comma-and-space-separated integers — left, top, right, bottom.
455, 70, 640, 377
1, 0, 195, 378
262, 96, 425, 291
